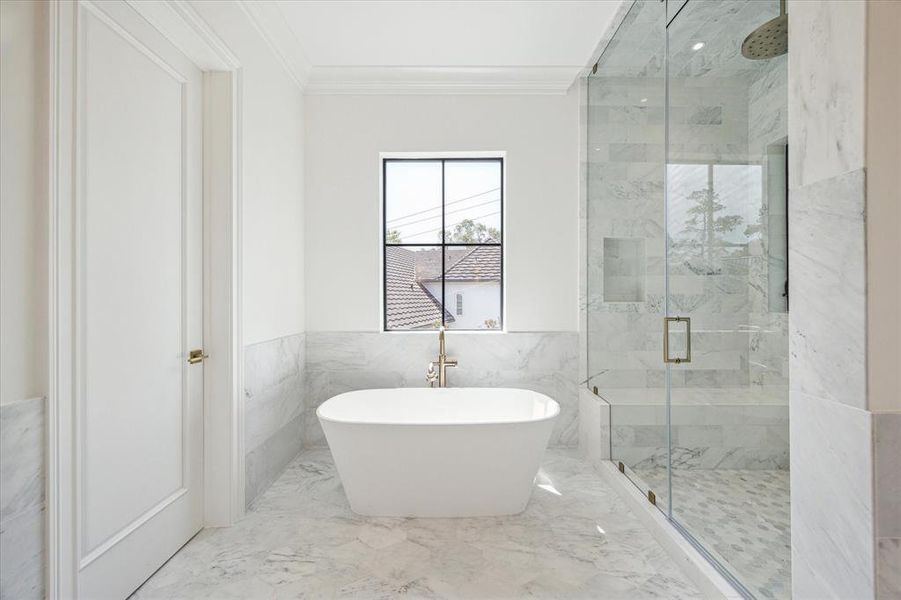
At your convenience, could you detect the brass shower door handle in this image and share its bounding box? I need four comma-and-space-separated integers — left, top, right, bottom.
663, 316, 691, 364
187, 349, 209, 364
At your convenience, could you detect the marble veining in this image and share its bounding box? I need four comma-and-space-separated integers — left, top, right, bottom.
0, 397, 44, 521
583, 7, 793, 596
604, 387, 788, 471
787, 0, 866, 189
244, 333, 306, 507
0, 504, 44, 600
132, 449, 701, 599
586, 47, 789, 399
304, 332, 579, 449
0, 396, 45, 600
790, 392, 874, 599
788, 169, 867, 409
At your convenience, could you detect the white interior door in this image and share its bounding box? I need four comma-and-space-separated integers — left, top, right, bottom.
74, 1, 203, 597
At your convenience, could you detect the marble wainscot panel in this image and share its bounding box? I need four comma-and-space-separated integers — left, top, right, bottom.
787, 0, 865, 189
304, 332, 579, 448
789, 169, 867, 409
787, 2, 879, 598
578, 387, 610, 465
244, 333, 305, 508
790, 393, 874, 599
0, 396, 45, 600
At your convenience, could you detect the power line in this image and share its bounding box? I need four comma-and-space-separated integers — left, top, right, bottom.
400, 210, 501, 242
386, 197, 500, 230
386, 187, 500, 224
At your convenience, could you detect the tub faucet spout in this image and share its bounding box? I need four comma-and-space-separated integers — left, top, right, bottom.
429, 326, 457, 388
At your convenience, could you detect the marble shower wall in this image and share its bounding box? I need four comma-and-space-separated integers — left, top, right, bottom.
244, 333, 305, 507
584, 0, 789, 474
585, 2, 667, 391
586, 0, 790, 395
0, 397, 44, 600
659, 74, 756, 391
787, 1, 900, 598
747, 54, 789, 390
304, 332, 579, 448
613, 403, 789, 471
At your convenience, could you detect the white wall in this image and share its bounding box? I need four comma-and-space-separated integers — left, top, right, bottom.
189, 1, 306, 346
304, 90, 580, 332
0, 1, 307, 388
0, 0, 48, 405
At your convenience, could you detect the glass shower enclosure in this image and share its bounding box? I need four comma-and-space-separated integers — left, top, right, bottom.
585, 1, 789, 598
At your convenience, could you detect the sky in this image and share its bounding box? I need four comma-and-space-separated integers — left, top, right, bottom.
384, 160, 502, 245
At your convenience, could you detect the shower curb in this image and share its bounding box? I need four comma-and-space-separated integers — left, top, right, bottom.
595, 460, 743, 599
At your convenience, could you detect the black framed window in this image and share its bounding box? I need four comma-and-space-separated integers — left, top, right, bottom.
383, 157, 503, 331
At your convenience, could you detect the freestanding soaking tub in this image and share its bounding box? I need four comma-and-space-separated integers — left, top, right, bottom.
317, 387, 559, 517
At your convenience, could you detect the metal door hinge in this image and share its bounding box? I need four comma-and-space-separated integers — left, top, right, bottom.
618, 461, 625, 473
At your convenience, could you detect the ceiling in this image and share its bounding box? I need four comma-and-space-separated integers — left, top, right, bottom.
252, 0, 625, 94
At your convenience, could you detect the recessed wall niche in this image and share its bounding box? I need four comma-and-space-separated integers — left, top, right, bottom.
603, 237, 646, 302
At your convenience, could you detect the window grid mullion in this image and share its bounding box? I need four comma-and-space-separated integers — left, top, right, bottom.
383, 157, 503, 331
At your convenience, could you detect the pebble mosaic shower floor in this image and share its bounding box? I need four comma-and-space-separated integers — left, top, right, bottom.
638, 468, 791, 600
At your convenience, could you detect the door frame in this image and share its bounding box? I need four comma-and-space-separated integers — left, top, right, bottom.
46, 1, 245, 597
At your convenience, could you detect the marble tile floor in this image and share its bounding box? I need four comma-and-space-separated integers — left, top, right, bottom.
637, 468, 791, 600
132, 449, 702, 599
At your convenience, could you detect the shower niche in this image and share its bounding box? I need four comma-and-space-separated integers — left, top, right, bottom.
585, 1, 790, 598
602, 238, 646, 303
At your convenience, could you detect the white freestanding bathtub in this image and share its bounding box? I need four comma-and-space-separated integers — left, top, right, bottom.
317, 388, 559, 517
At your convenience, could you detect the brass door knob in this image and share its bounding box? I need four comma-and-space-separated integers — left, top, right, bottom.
187, 349, 208, 364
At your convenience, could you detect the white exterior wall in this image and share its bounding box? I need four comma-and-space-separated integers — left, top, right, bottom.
421, 281, 501, 330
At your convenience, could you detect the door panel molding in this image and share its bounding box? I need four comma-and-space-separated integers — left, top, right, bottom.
78, 488, 187, 570
79, 0, 189, 83
75, 2, 193, 557
47, 1, 244, 598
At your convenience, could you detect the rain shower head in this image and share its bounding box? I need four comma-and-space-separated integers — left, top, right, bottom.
741, 0, 787, 60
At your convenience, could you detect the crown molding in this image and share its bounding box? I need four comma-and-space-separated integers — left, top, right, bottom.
226, 0, 588, 95
232, 0, 311, 90
304, 66, 580, 96
126, 0, 240, 70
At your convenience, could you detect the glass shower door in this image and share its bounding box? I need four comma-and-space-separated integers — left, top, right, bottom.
585, 0, 669, 510
665, 1, 790, 597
